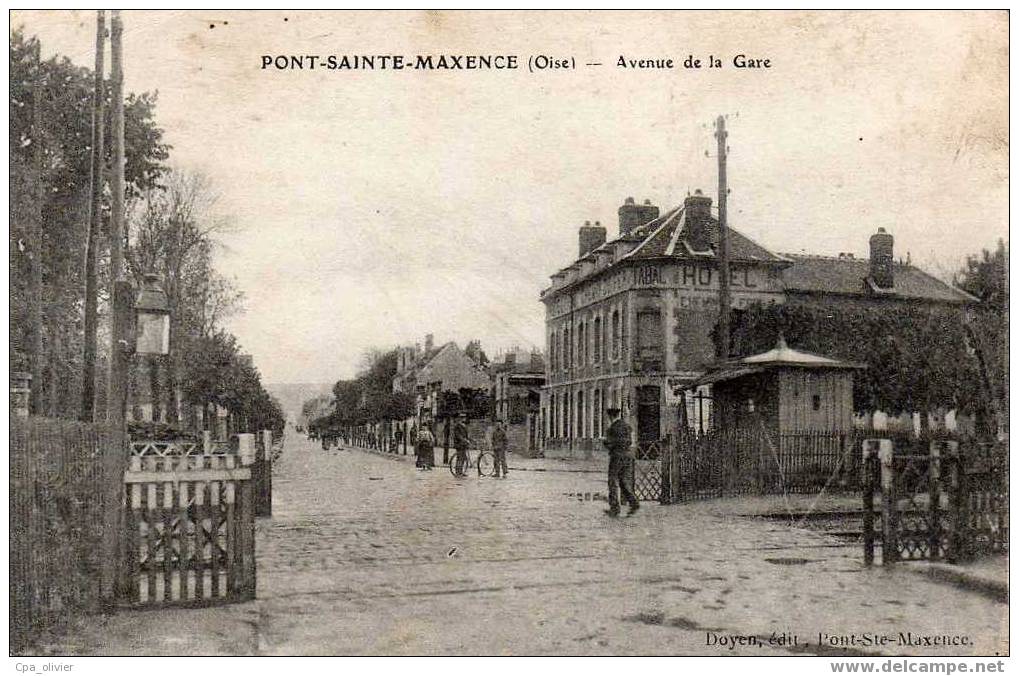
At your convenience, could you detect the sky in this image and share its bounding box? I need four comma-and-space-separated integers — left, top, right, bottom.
11, 10, 1008, 383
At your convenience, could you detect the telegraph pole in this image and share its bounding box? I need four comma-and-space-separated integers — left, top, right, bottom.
715, 115, 732, 361
81, 10, 106, 421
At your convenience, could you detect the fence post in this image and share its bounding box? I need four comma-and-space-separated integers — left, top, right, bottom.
239, 475, 256, 600
878, 439, 897, 565
671, 431, 683, 502
659, 435, 672, 504
237, 433, 255, 466
101, 425, 128, 608
262, 429, 273, 517
927, 440, 949, 561
861, 439, 880, 566
947, 441, 966, 564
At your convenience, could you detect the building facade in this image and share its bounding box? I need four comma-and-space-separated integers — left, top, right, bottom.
539, 193, 975, 457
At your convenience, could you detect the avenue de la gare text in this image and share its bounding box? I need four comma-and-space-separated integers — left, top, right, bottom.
259, 53, 772, 71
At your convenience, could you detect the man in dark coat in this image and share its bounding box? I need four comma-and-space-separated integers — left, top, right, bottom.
442, 418, 452, 465
603, 407, 639, 517
452, 415, 471, 476
491, 420, 509, 478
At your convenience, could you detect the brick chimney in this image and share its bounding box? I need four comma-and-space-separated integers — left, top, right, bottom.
618, 197, 660, 237
578, 220, 606, 257
683, 190, 713, 251
869, 227, 895, 289
425, 333, 434, 353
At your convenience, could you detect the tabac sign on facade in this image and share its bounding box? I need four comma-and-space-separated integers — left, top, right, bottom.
632, 263, 774, 290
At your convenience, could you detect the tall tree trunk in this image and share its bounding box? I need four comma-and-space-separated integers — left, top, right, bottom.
80, 11, 106, 421
47, 311, 60, 417
105, 11, 130, 431
59, 314, 75, 418
28, 39, 44, 415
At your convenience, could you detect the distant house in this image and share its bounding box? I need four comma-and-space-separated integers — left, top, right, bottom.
417, 342, 490, 395
490, 349, 545, 456
392, 333, 439, 395
392, 334, 490, 430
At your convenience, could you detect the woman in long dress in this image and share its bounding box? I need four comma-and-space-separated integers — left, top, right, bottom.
416, 424, 435, 470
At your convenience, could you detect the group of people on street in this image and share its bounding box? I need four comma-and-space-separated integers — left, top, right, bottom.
411, 414, 509, 478
313, 406, 637, 514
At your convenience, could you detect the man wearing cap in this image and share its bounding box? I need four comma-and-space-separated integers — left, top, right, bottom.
603, 407, 639, 517
452, 414, 471, 476
491, 420, 509, 478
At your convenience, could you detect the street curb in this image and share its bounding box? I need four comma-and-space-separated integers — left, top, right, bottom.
506, 466, 605, 474
337, 444, 605, 474
339, 444, 414, 462
909, 562, 1009, 604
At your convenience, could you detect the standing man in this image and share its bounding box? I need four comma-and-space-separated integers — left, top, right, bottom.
491, 419, 509, 478
442, 417, 452, 465
603, 407, 639, 517
452, 414, 471, 476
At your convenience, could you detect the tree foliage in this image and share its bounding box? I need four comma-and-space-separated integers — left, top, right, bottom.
953, 240, 1008, 433
178, 330, 284, 434
9, 28, 169, 417
954, 239, 1008, 313
728, 301, 985, 421
10, 29, 279, 436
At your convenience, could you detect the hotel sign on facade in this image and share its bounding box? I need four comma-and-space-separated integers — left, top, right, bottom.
633, 262, 784, 310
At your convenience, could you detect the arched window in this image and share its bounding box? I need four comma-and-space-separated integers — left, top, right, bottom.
611, 310, 621, 360
593, 316, 602, 363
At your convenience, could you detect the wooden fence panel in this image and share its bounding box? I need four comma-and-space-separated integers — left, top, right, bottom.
121, 451, 254, 607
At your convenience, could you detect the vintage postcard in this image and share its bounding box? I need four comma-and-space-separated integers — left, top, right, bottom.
8, 9, 1009, 663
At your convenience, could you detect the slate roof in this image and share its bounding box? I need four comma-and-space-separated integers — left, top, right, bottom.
780, 254, 977, 304
545, 200, 979, 308
619, 206, 788, 264
554, 203, 787, 277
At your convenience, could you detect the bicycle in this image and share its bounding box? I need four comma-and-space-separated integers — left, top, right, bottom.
449, 448, 497, 477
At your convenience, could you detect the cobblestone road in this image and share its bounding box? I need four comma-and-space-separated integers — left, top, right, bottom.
43, 434, 1008, 656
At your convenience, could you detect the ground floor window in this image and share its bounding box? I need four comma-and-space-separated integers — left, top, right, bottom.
577, 390, 585, 438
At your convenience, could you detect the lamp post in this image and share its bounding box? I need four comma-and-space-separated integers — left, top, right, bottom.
134, 273, 171, 356
108, 271, 170, 606
108, 273, 171, 428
